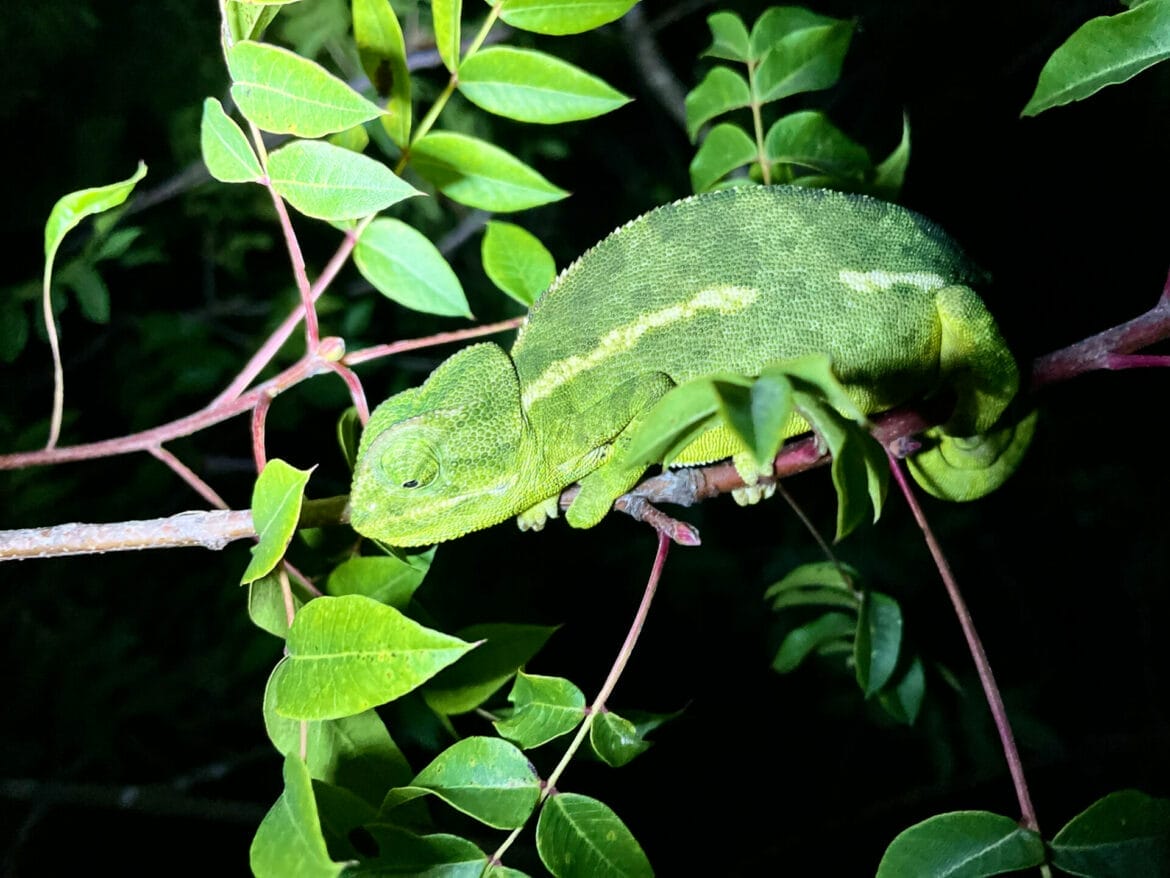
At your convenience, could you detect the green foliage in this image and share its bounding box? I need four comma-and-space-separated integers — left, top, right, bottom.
877, 811, 1046, 877
242, 458, 313, 584
267, 140, 420, 220
481, 221, 557, 306
494, 672, 587, 749
536, 793, 653, 878
354, 218, 472, 317
251, 755, 346, 878
1050, 790, 1170, 876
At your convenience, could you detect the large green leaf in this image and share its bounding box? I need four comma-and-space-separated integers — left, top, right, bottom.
354, 218, 471, 317
353, 0, 412, 146
242, 459, 312, 584
481, 220, 556, 306
422, 623, 558, 715
684, 66, 751, 141
250, 755, 346, 878
326, 551, 432, 607
1022, 0, 1170, 116
433, 0, 461, 72
459, 47, 630, 123
263, 673, 413, 806
1051, 789, 1170, 877
536, 793, 652, 878
494, 0, 638, 35
228, 40, 384, 137
763, 110, 870, 179
201, 97, 263, 183
410, 131, 569, 211
493, 671, 586, 749
401, 737, 541, 829
268, 140, 420, 220
748, 6, 840, 60
753, 19, 853, 105
702, 11, 751, 62
689, 122, 757, 193
877, 811, 1046, 877
854, 590, 903, 697
271, 594, 476, 720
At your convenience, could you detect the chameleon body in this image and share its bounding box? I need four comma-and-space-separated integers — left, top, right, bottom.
350, 185, 1026, 546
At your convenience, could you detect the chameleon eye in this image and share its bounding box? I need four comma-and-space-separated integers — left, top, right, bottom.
379, 440, 440, 492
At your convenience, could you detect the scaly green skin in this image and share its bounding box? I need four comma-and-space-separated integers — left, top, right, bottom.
350, 185, 1025, 546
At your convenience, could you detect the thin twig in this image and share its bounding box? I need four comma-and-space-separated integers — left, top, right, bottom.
147, 445, 229, 509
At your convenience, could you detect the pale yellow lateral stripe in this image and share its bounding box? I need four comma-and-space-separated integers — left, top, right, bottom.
521, 285, 760, 407
838, 269, 947, 293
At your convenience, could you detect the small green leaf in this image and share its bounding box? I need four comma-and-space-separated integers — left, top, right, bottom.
409, 736, 541, 828
764, 110, 870, 179
268, 140, 420, 221
327, 123, 370, 153
358, 825, 489, 873
624, 376, 723, 470
689, 122, 757, 193
0, 299, 29, 363
855, 591, 903, 697
353, 0, 412, 146
264, 673, 413, 806
337, 407, 361, 469
684, 66, 751, 141
59, 262, 110, 324
326, 551, 432, 607
765, 561, 861, 612
459, 47, 630, 124
482, 221, 556, 306
703, 11, 750, 61
354, 217, 471, 317
200, 97, 263, 183
589, 711, 650, 767
872, 113, 911, 199
493, 672, 586, 749
228, 40, 385, 137
878, 656, 926, 725
410, 131, 569, 211
877, 811, 1046, 878
1051, 789, 1170, 877
754, 19, 853, 105
748, 6, 840, 61
433, 0, 461, 72
772, 611, 857, 673
495, 0, 638, 35
242, 459, 312, 584
271, 594, 475, 720
1022, 0, 1170, 116
225, 0, 281, 43
44, 163, 148, 262
248, 570, 302, 637
422, 623, 558, 715
250, 755, 345, 878
712, 368, 797, 474
537, 792, 652, 878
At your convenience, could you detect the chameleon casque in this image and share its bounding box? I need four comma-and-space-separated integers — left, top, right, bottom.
350, 185, 1029, 546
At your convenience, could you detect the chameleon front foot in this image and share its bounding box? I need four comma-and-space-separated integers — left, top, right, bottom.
732, 480, 777, 506
516, 496, 561, 532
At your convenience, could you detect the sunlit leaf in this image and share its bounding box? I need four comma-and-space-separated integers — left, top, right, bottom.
495, 0, 638, 35
242, 459, 312, 584
44, 163, 148, 262
201, 97, 263, 183
268, 140, 420, 220
482, 221, 556, 306
354, 217, 471, 317
353, 0, 412, 145
433, 0, 461, 72
684, 66, 750, 141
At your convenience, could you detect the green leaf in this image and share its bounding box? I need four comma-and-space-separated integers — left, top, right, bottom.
878, 656, 926, 725
250, 755, 346, 878
765, 560, 860, 601
337, 407, 362, 469
712, 368, 796, 474
493, 671, 586, 749
703, 11, 750, 62
271, 594, 476, 720
684, 66, 750, 141
242, 459, 313, 584
748, 6, 840, 61
877, 811, 1046, 877
1051, 789, 1170, 877
624, 375, 724, 469
482, 221, 556, 306
872, 113, 911, 199
495, 0, 638, 35
536, 792, 652, 878
357, 825, 489, 874
44, 162, 148, 262
353, 0, 412, 146
422, 623, 557, 715
410, 131, 569, 211
689, 122, 757, 193
225, 0, 282, 43
327, 124, 370, 153
326, 551, 432, 607
200, 97, 263, 183
433, 0, 461, 72
0, 299, 29, 363
772, 611, 857, 673
1022, 0, 1170, 116
754, 19, 853, 105
764, 110, 870, 179
407, 736, 541, 828
354, 217, 471, 317
228, 40, 385, 137
313, 779, 378, 861
264, 672, 413, 806
248, 570, 302, 637
268, 140, 420, 221
59, 262, 110, 324
854, 591, 903, 697
589, 711, 650, 767
459, 47, 630, 124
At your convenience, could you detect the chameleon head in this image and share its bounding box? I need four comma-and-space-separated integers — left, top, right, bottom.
349, 343, 529, 546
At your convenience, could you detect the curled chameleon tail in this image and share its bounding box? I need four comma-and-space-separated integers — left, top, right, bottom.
908, 406, 1038, 501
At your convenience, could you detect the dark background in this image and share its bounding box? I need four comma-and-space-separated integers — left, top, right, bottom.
2, 0, 1168, 874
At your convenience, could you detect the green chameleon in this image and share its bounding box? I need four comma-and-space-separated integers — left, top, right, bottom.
350, 185, 1031, 546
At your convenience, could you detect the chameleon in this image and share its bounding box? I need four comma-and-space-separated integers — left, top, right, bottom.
349, 185, 1031, 546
